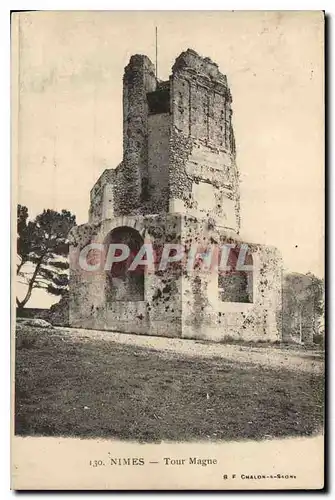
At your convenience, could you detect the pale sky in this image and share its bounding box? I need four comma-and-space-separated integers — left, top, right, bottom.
14, 11, 324, 307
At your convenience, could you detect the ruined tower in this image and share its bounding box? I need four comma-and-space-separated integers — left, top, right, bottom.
89, 49, 240, 230
69, 49, 282, 342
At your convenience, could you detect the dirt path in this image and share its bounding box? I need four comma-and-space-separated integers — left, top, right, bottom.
56, 327, 324, 375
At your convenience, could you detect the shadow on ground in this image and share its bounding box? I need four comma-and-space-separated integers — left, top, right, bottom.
15, 326, 324, 442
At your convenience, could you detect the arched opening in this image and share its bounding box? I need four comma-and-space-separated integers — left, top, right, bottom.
218, 246, 253, 303
104, 226, 144, 302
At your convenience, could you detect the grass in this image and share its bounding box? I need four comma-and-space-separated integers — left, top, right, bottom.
15, 326, 324, 442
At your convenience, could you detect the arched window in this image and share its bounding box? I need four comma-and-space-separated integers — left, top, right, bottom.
218, 246, 253, 303
104, 226, 144, 302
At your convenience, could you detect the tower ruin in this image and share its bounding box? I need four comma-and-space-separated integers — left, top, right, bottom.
69, 49, 282, 342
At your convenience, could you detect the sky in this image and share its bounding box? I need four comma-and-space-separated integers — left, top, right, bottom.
14, 11, 324, 307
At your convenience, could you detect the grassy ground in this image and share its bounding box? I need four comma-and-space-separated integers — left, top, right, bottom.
15, 326, 324, 442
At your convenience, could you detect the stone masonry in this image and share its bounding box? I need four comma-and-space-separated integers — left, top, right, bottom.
69, 49, 282, 342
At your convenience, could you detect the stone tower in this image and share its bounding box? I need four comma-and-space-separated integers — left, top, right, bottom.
69, 49, 282, 342
89, 49, 240, 231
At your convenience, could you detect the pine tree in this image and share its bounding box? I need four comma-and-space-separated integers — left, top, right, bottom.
17, 205, 76, 309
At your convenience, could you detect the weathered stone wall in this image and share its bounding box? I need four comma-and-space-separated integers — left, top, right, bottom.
179, 215, 282, 342
89, 55, 159, 222
69, 212, 282, 342
71, 49, 282, 343
119, 55, 156, 214
69, 215, 183, 337
215, 244, 282, 342
169, 49, 240, 232
146, 112, 170, 213
90, 49, 240, 229
89, 168, 117, 223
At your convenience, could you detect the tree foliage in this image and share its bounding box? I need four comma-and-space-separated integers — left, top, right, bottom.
17, 205, 76, 309
282, 272, 324, 341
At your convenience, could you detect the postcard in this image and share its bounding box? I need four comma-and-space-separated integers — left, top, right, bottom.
11, 10, 325, 490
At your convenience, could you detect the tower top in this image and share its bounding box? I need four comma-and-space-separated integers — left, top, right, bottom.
90, 48, 239, 233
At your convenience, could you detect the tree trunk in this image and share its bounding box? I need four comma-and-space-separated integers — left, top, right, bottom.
16, 297, 24, 310
17, 261, 25, 275
17, 257, 44, 309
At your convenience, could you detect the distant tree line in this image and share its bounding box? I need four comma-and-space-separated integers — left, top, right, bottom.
282, 272, 324, 344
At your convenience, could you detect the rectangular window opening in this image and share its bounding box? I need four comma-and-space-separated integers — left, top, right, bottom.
218, 272, 253, 303
147, 88, 170, 115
